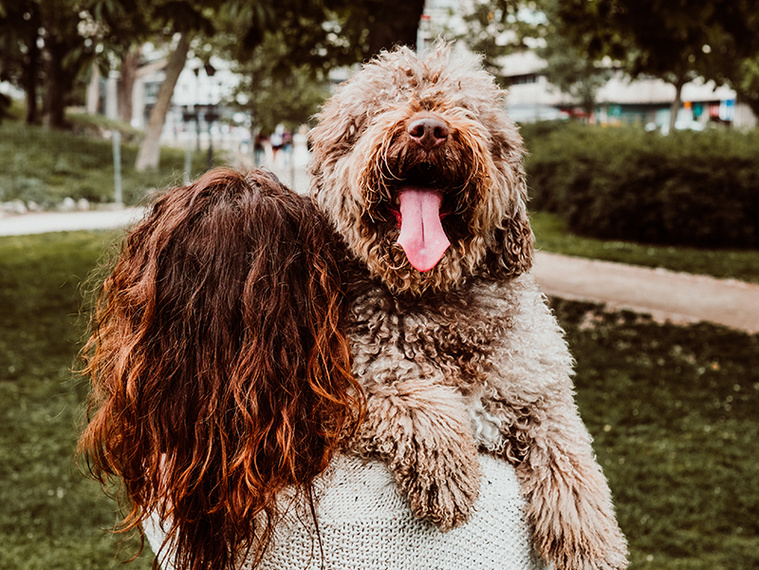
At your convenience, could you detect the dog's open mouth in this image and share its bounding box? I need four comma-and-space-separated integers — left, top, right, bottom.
387, 163, 459, 273
394, 187, 449, 272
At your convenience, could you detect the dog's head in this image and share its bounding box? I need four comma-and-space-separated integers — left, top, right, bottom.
309, 42, 533, 295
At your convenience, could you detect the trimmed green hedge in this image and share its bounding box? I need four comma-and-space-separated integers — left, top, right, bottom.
522, 123, 759, 249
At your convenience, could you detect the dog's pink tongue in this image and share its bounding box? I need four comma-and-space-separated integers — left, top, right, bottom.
397, 188, 450, 272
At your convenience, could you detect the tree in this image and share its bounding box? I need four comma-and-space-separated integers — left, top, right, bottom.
455, 1, 609, 120
0, 0, 44, 124
39, 1, 97, 128
136, 0, 427, 171
454, 0, 547, 85
0, 0, 136, 128
735, 56, 759, 119
227, 31, 331, 136
135, 33, 193, 170
134, 1, 219, 171
537, 33, 610, 122
550, 0, 759, 131
363, 0, 425, 56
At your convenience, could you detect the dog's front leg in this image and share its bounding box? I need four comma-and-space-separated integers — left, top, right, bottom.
506, 396, 629, 570
349, 374, 481, 531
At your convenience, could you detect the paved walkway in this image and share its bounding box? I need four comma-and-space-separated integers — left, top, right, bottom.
0, 207, 146, 236
2, 207, 757, 335
532, 252, 759, 334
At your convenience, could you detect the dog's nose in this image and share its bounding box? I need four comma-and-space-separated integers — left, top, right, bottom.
407, 117, 449, 150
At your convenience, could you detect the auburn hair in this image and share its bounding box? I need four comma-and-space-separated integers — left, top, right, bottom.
78, 168, 364, 570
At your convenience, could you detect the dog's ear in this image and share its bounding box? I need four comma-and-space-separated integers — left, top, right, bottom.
483, 189, 534, 280
309, 96, 366, 167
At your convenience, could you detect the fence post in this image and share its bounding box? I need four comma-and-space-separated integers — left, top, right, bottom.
112, 130, 123, 205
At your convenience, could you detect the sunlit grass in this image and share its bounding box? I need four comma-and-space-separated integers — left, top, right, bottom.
531, 211, 759, 283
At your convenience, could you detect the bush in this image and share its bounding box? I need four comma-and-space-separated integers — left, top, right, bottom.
0, 119, 206, 208
523, 123, 759, 249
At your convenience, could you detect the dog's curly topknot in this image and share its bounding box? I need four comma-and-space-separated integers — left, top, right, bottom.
309, 42, 533, 295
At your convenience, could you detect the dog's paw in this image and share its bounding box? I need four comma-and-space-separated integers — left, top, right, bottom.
535, 513, 629, 570
546, 538, 628, 570
397, 440, 482, 532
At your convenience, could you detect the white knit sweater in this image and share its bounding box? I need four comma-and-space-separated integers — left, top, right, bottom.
145, 453, 547, 570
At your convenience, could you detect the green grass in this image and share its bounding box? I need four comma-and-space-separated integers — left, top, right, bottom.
552, 299, 759, 569
0, 231, 152, 570
1, 230, 757, 569
0, 118, 207, 208
531, 211, 759, 283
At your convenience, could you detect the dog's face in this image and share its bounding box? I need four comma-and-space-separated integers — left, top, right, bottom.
309, 43, 533, 295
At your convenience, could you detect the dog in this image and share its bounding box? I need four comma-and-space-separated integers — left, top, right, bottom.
308, 42, 629, 569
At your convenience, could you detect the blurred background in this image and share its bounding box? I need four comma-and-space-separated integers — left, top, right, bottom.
1, 1, 758, 569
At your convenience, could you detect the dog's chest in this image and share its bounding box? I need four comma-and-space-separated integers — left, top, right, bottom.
346, 283, 513, 392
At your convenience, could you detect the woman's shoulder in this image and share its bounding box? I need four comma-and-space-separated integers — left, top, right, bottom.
255, 453, 546, 570
145, 453, 546, 570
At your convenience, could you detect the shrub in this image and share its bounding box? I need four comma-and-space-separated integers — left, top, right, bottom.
523, 123, 759, 249
0, 119, 205, 208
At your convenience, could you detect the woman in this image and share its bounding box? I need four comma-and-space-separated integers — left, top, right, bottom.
78, 169, 543, 570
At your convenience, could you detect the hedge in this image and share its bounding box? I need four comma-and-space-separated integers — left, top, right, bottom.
522, 123, 759, 249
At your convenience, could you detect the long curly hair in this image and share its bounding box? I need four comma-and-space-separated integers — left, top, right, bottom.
78, 168, 364, 570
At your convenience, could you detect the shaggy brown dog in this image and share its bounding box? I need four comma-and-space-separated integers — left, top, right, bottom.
309, 43, 628, 569
78, 169, 364, 570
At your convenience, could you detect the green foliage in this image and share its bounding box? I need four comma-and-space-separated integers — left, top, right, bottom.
736, 56, 759, 118
524, 124, 759, 249
0, 119, 207, 207
453, 0, 547, 86
2, 231, 758, 568
219, 29, 332, 134
551, 0, 759, 89
535, 10, 610, 119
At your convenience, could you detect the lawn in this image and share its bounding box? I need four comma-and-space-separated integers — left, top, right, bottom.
531, 211, 759, 284
0, 231, 153, 570
1, 230, 757, 569
0, 118, 207, 208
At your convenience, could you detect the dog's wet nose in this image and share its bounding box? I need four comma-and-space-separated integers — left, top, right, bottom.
407, 117, 449, 150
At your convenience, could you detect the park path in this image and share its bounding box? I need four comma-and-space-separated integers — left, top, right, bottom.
2, 196, 757, 335
532, 252, 759, 334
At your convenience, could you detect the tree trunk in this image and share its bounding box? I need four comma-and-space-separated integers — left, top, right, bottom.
23, 6, 41, 125
668, 77, 685, 134
86, 63, 101, 115
135, 33, 191, 171
366, 0, 425, 56
43, 40, 69, 129
118, 46, 140, 124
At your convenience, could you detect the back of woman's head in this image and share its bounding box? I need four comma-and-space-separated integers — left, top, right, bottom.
78, 168, 363, 570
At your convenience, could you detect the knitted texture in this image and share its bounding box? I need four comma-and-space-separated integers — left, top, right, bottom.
145, 453, 547, 570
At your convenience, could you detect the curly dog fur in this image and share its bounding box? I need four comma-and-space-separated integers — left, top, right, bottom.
309, 43, 628, 569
